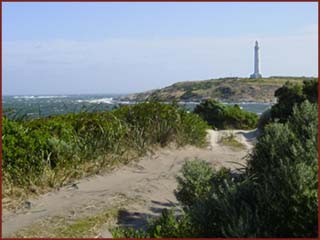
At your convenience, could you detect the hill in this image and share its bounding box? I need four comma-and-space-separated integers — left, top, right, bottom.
119, 77, 314, 103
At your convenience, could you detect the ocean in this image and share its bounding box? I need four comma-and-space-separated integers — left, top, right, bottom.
2, 94, 272, 120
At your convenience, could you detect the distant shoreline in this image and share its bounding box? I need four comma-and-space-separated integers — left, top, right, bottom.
118, 76, 315, 103
3, 95, 272, 120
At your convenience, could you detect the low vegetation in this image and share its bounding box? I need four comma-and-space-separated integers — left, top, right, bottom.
112, 80, 318, 238
120, 76, 312, 103
193, 99, 258, 130
4, 79, 317, 237
270, 78, 318, 122
3, 101, 209, 206
258, 78, 318, 129
219, 133, 245, 150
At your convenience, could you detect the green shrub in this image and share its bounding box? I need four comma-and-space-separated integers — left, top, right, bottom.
113, 101, 209, 148
111, 208, 193, 238
66, 112, 127, 159
302, 79, 318, 103
25, 116, 79, 169
113, 102, 180, 147
247, 100, 318, 237
175, 160, 214, 207
271, 79, 318, 123
111, 226, 149, 238
2, 117, 50, 185
177, 110, 209, 147
114, 100, 318, 238
194, 99, 258, 130
146, 209, 193, 238
256, 108, 271, 130
3, 102, 209, 195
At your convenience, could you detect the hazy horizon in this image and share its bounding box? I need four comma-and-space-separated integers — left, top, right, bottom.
3, 2, 318, 95
2, 75, 318, 96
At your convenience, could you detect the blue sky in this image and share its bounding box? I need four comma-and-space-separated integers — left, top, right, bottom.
3, 2, 318, 95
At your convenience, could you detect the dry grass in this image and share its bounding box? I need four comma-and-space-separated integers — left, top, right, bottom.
219, 133, 246, 150
11, 193, 137, 238
3, 151, 141, 211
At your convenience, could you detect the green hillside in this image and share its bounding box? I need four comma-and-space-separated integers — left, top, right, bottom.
120, 77, 315, 103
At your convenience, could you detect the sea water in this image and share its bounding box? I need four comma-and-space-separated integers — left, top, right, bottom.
2, 94, 272, 120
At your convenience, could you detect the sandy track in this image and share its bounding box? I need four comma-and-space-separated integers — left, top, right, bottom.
2, 129, 257, 237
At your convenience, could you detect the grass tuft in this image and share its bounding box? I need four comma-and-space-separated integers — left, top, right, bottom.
219, 133, 246, 150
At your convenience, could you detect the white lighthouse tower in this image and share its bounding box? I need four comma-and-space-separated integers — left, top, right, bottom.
250, 41, 262, 79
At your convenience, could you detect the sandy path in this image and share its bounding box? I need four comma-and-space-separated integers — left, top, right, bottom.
2, 129, 257, 237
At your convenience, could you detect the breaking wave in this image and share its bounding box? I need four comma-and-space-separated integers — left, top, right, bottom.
13, 95, 67, 99
76, 98, 113, 104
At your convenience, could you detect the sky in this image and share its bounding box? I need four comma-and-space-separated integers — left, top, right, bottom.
3, 2, 318, 95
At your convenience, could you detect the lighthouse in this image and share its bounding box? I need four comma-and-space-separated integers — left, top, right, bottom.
250, 41, 262, 79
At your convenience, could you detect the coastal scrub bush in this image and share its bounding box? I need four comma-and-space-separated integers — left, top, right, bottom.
3, 102, 209, 198
177, 110, 209, 147
196, 101, 317, 237
302, 78, 318, 103
113, 102, 181, 147
247, 100, 318, 237
2, 118, 48, 185
216, 101, 317, 237
256, 108, 271, 130
193, 99, 258, 129
112, 164, 243, 238
113, 101, 209, 148
111, 209, 193, 238
65, 112, 127, 159
270, 81, 304, 123
175, 160, 214, 208
145, 209, 192, 238
113, 100, 318, 238
258, 79, 317, 130
270, 79, 318, 123
24, 116, 78, 169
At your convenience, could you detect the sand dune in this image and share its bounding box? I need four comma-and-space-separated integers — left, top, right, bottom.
2, 129, 258, 237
